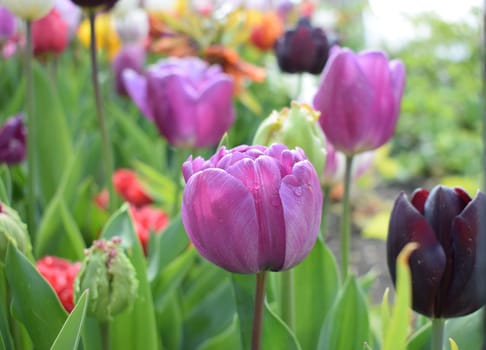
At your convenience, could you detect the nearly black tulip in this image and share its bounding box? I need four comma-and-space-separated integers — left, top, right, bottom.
69, 0, 118, 9
274, 17, 330, 75
387, 185, 486, 318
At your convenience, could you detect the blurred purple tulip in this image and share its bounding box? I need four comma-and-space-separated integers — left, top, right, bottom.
274, 17, 330, 75
313, 47, 406, 155
387, 185, 486, 318
0, 7, 16, 41
123, 57, 235, 148
112, 44, 145, 96
0, 115, 26, 165
55, 0, 82, 38
181, 144, 322, 274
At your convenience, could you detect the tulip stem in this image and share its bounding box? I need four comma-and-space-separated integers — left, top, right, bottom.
252, 271, 267, 350
340, 155, 354, 280
88, 10, 115, 212
100, 321, 110, 350
280, 269, 294, 330
25, 20, 36, 237
320, 185, 331, 241
431, 318, 445, 350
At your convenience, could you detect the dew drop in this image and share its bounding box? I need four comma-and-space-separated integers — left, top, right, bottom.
293, 186, 303, 196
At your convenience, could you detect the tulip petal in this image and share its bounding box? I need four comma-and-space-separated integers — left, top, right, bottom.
356, 51, 397, 148
389, 60, 406, 109
196, 77, 235, 148
280, 161, 322, 269
442, 192, 486, 317
226, 156, 286, 270
314, 49, 374, 154
181, 169, 260, 273
123, 69, 153, 120
387, 192, 446, 317
410, 188, 429, 215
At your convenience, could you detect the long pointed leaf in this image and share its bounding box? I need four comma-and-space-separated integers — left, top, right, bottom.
50, 290, 89, 350
5, 244, 67, 349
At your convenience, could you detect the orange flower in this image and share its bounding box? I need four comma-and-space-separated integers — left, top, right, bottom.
204, 45, 266, 94
112, 168, 153, 207
250, 12, 283, 51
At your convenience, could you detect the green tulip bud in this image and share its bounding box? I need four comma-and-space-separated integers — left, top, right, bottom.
0, 202, 31, 262
253, 101, 326, 178
74, 236, 138, 322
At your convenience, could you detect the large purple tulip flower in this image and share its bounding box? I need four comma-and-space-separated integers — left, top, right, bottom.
313, 47, 406, 155
387, 185, 486, 318
182, 144, 322, 274
123, 56, 235, 149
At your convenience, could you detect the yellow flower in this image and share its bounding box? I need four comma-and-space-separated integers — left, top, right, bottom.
77, 14, 121, 59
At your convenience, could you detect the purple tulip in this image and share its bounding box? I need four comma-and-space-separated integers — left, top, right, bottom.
0, 6, 16, 41
387, 185, 486, 318
313, 47, 406, 155
0, 115, 26, 165
181, 144, 322, 273
123, 57, 235, 148
112, 44, 145, 96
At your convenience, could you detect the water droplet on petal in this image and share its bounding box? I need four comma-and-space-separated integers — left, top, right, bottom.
293, 186, 303, 196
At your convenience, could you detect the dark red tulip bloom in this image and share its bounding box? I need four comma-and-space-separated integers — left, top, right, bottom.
387, 185, 486, 318
274, 17, 330, 75
0, 115, 26, 165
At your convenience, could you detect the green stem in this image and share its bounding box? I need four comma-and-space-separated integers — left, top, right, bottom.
294, 73, 303, 100
280, 269, 294, 330
251, 271, 267, 350
100, 321, 110, 350
88, 10, 115, 212
431, 318, 445, 350
320, 185, 332, 241
340, 155, 354, 280
25, 20, 36, 238
170, 148, 188, 217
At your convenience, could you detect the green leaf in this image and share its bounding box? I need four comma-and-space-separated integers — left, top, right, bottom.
231, 273, 301, 350
50, 290, 89, 350
147, 215, 189, 278
382, 243, 416, 350
317, 276, 370, 350
293, 240, 340, 350
5, 244, 67, 349
156, 291, 183, 350
0, 265, 14, 350
32, 62, 72, 205
197, 315, 242, 350
134, 161, 176, 210
100, 206, 159, 350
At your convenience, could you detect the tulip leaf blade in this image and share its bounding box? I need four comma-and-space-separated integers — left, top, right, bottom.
100, 206, 159, 350
32, 62, 73, 206
231, 273, 301, 350
382, 242, 417, 350
317, 275, 370, 350
197, 315, 242, 350
50, 290, 89, 350
0, 265, 14, 350
293, 239, 339, 350
5, 243, 67, 350
449, 338, 460, 350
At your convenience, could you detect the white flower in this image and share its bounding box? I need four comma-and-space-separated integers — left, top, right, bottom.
112, 0, 138, 17
113, 8, 149, 45
3, 0, 55, 20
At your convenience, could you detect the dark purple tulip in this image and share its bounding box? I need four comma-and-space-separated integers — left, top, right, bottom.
387, 185, 486, 318
0, 115, 26, 165
112, 44, 145, 96
274, 17, 330, 75
181, 144, 322, 274
69, 0, 118, 9
123, 57, 235, 148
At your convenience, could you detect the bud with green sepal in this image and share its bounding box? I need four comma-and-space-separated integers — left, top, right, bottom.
0, 202, 32, 262
74, 236, 138, 322
253, 101, 326, 180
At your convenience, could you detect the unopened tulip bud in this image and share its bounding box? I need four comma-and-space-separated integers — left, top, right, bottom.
0, 202, 31, 262
253, 102, 326, 180
74, 236, 138, 322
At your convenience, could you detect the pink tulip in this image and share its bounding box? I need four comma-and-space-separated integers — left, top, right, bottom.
181, 144, 322, 273
313, 47, 406, 155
